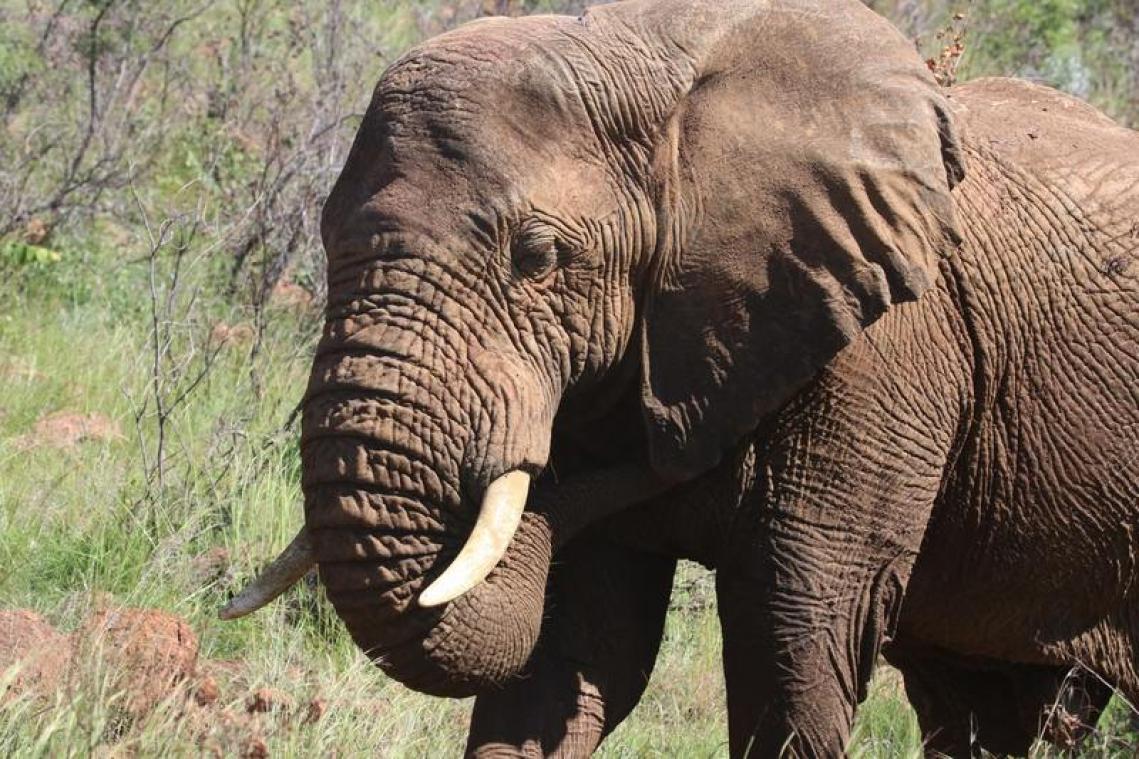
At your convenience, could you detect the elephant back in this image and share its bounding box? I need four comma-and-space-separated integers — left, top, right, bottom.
949, 78, 1139, 276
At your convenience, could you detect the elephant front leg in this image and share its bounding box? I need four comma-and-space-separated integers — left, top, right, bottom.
714, 412, 950, 756
717, 543, 915, 759
465, 536, 676, 758
707, 339, 961, 757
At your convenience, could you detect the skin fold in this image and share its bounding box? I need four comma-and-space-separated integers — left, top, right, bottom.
296, 0, 1139, 755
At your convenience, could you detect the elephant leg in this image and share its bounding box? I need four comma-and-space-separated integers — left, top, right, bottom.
714, 385, 956, 757
886, 645, 1112, 758
717, 548, 915, 759
465, 534, 676, 758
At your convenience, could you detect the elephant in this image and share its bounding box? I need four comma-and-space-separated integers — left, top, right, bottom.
219, 0, 1139, 755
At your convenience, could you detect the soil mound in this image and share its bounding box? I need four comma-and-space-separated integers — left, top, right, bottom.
0, 609, 69, 698
78, 608, 200, 715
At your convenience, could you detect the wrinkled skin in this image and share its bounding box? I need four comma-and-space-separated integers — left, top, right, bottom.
302, 0, 1139, 755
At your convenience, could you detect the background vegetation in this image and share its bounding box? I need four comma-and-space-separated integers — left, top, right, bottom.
0, 1, 1136, 755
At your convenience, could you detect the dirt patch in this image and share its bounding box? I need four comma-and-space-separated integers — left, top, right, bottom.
2, 607, 198, 714
16, 411, 123, 450
2, 606, 328, 752
209, 322, 256, 349
0, 609, 69, 700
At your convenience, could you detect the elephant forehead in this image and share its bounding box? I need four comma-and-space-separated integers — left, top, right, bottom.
378, 18, 590, 142
364, 23, 630, 229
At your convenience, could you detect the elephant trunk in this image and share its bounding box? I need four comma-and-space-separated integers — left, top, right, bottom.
300, 310, 554, 697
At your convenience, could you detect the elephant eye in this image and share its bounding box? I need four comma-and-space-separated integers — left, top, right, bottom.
511, 220, 573, 280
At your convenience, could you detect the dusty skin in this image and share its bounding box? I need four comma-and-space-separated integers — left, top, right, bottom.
222, 0, 1139, 755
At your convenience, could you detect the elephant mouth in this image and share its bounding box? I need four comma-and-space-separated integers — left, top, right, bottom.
220, 470, 532, 620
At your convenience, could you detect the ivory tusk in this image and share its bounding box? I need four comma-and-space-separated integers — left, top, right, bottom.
218, 528, 315, 620
418, 470, 530, 608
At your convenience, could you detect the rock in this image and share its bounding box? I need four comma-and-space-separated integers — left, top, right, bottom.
302, 697, 326, 724
246, 687, 292, 714
243, 736, 269, 758
195, 675, 221, 707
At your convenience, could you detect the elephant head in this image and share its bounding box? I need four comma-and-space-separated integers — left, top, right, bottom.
224, 0, 964, 697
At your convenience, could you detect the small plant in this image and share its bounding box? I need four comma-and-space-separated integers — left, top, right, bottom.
927, 11, 969, 87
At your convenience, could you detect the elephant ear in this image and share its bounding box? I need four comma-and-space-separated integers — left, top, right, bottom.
611, 0, 966, 479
